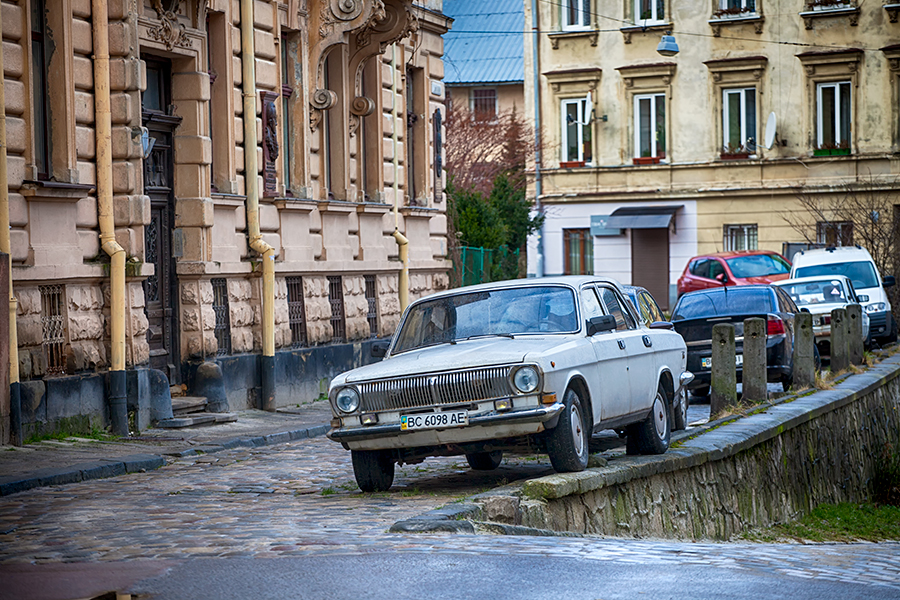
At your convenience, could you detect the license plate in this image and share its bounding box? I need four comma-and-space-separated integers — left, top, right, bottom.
701, 355, 743, 369
401, 410, 469, 431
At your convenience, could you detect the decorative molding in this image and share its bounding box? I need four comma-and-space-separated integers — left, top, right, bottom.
619, 22, 671, 44
260, 91, 280, 197
194, 0, 210, 29
547, 30, 599, 49
311, 89, 338, 110
708, 15, 764, 36
149, 0, 191, 51
350, 96, 376, 116
799, 6, 860, 29
885, 3, 900, 22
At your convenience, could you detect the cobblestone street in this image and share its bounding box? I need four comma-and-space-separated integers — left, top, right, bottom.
2, 434, 900, 596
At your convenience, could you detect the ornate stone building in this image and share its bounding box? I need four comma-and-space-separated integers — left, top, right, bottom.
1, 0, 451, 437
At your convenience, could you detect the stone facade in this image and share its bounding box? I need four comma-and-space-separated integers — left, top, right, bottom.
2, 0, 451, 425
524, 0, 900, 308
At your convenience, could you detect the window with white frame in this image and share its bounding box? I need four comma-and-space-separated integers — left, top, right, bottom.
561, 98, 593, 164
471, 88, 497, 122
634, 93, 666, 159
717, 0, 756, 16
722, 87, 757, 154
723, 224, 758, 251
817, 221, 853, 246
562, 0, 591, 29
635, 0, 665, 23
816, 81, 851, 151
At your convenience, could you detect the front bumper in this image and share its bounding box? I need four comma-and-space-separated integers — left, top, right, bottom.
327, 402, 565, 448
869, 310, 893, 339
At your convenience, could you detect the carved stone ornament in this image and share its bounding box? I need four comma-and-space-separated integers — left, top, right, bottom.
312, 89, 338, 110
349, 0, 419, 98
195, 0, 210, 29
260, 91, 280, 197
320, 0, 365, 38
149, 0, 191, 51
350, 96, 376, 117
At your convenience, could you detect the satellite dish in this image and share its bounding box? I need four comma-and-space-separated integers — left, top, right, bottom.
764, 112, 777, 150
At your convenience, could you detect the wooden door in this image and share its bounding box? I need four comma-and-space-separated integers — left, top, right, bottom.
631, 228, 670, 311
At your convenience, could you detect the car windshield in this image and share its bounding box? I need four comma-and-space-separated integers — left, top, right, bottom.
778, 280, 847, 306
672, 288, 775, 320
725, 254, 790, 278
794, 261, 880, 289
392, 286, 579, 353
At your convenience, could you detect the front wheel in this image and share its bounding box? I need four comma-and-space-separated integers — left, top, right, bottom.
626, 382, 671, 455
546, 388, 589, 473
351, 449, 395, 493
466, 450, 503, 471
673, 388, 688, 431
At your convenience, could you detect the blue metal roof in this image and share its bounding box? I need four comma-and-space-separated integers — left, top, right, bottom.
443, 0, 524, 85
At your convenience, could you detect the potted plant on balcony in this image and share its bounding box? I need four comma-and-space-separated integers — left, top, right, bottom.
633, 150, 662, 165
559, 160, 586, 168
813, 141, 851, 156
720, 141, 754, 160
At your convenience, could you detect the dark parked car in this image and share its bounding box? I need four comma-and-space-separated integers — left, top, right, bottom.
622, 285, 666, 327
671, 285, 805, 396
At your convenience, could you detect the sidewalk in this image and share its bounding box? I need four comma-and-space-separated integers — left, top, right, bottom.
0, 400, 335, 496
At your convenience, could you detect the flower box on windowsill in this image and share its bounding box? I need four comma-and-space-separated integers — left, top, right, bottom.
720, 152, 752, 160
813, 148, 851, 156
633, 156, 662, 165
559, 160, 586, 168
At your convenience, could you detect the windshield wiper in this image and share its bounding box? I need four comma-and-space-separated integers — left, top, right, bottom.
463, 332, 515, 341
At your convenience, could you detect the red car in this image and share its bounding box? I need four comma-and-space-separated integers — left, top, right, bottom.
677, 250, 791, 298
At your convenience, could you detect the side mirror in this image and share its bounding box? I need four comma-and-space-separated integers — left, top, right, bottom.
587, 315, 617, 336
857, 294, 869, 303
800, 307, 810, 313
715, 273, 727, 283
371, 340, 390, 358
883, 275, 896, 289
649, 321, 674, 331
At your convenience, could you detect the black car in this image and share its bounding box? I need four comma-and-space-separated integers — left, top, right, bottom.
671, 285, 804, 396
622, 285, 667, 328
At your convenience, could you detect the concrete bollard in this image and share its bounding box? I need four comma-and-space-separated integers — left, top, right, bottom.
846, 303, 864, 366
711, 323, 737, 418
793, 312, 815, 390
831, 307, 849, 373
742, 318, 767, 403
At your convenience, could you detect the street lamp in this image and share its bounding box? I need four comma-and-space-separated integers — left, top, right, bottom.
657, 32, 679, 57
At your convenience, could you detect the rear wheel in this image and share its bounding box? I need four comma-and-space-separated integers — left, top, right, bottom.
626, 382, 671, 455
466, 450, 503, 471
351, 449, 395, 493
546, 388, 589, 473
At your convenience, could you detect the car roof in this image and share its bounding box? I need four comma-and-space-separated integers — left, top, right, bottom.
677, 284, 778, 300
414, 275, 625, 303
791, 246, 873, 265
775, 275, 852, 287
689, 249, 785, 260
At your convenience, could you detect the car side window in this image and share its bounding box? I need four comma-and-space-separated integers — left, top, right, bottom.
708, 260, 725, 280
690, 259, 709, 278
598, 287, 636, 331
581, 286, 604, 320
636, 294, 652, 324
774, 287, 798, 313
641, 292, 664, 322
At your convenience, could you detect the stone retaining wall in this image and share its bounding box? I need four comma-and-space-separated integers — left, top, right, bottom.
477, 356, 900, 540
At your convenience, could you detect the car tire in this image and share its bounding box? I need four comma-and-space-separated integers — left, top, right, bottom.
466, 450, 503, 471
887, 317, 898, 345
673, 388, 688, 431
351, 449, 395, 493
546, 388, 589, 473
626, 382, 671, 456
691, 385, 710, 399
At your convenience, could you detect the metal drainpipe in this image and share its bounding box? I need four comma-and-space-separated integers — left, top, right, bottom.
530, 0, 544, 278
0, 38, 23, 445
240, 0, 277, 410
92, 0, 128, 436
390, 44, 409, 311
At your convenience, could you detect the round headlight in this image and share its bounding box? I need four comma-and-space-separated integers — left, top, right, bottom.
513, 366, 539, 394
335, 387, 361, 413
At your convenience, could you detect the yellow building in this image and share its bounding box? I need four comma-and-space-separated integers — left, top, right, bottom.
0, 0, 451, 441
524, 0, 900, 310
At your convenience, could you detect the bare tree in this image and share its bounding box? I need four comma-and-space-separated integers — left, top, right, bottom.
782, 176, 900, 325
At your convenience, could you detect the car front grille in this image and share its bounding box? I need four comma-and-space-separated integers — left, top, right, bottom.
358, 366, 516, 412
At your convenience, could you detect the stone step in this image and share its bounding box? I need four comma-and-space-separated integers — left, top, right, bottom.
156, 412, 238, 429
172, 396, 208, 416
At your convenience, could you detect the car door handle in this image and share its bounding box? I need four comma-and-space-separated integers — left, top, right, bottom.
643, 335, 652, 348
617, 340, 626, 350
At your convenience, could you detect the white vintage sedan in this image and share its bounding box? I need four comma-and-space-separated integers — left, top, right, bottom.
327, 276, 692, 492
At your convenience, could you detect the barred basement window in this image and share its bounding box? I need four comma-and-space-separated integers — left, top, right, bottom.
364, 275, 378, 337
328, 276, 346, 343
286, 276, 308, 348
40, 285, 67, 375
211, 278, 231, 356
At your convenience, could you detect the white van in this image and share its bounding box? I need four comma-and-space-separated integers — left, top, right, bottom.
790, 246, 897, 344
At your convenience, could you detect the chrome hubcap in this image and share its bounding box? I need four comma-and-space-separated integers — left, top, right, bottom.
570, 404, 585, 457
653, 393, 668, 440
